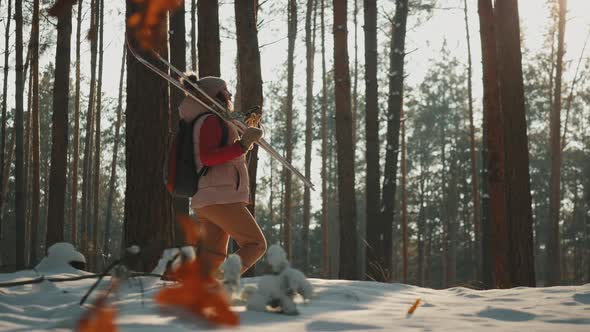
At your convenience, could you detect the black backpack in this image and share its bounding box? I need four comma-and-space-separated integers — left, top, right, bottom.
164, 112, 229, 197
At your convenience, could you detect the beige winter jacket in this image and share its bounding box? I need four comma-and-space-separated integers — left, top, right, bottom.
178, 97, 250, 208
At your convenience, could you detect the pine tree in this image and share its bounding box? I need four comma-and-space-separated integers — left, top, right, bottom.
170, 0, 188, 221
320, 0, 330, 278
125, 0, 174, 271
198, 0, 220, 77
70, 0, 84, 247
547, 0, 567, 286
303, 0, 316, 270
0, 0, 12, 235
46, 2, 74, 249
14, 0, 26, 270
28, 0, 41, 265
333, 0, 357, 280
363, 0, 381, 282
463, 0, 481, 281
494, 0, 536, 287
380, 0, 409, 281
81, 0, 99, 256
284, 0, 297, 260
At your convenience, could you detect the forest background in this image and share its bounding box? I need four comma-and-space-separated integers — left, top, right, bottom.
0, 0, 589, 289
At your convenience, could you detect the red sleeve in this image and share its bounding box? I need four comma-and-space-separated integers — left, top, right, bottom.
199, 115, 244, 166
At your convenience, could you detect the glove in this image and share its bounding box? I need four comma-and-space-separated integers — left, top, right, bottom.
238, 127, 263, 152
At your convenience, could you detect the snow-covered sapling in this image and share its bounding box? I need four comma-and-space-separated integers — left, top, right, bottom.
220, 254, 242, 297
35, 242, 86, 273
246, 244, 313, 315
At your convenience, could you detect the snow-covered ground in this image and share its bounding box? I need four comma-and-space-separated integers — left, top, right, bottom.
0, 245, 589, 331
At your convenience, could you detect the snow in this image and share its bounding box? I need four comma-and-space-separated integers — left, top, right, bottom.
35, 243, 86, 274
0, 251, 589, 331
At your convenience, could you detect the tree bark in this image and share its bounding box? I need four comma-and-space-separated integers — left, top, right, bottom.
283, 0, 297, 260
81, 0, 98, 256
363, 0, 381, 282
302, 0, 315, 271
235, 0, 263, 274
401, 114, 408, 283
478, 0, 499, 289
46, 3, 73, 249
379, 0, 408, 281
125, 0, 174, 271
91, 0, 105, 269
583, 160, 590, 283
190, 0, 197, 72
494, 0, 536, 287
352, 0, 358, 146
464, 0, 481, 281
14, 0, 26, 270
320, 0, 329, 279
104, 46, 126, 264
197, 0, 220, 77
0, 0, 12, 236
29, 0, 41, 265
546, 0, 566, 286
70, 0, 83, 247
333, 0, 358, 280
170, 0, 188, 223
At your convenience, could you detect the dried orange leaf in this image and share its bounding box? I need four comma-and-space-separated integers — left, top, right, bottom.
127, 13, 142, 28
407, 298, 421, 315
156, 260, 239, 326
77, 295, 118, 332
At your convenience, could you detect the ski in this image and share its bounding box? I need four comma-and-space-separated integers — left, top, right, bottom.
126, 40, 315, 190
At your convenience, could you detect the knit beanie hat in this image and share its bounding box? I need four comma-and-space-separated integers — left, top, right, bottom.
197, 76, 227, 98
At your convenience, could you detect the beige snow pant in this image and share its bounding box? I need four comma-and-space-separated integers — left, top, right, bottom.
194, 203, 267, 275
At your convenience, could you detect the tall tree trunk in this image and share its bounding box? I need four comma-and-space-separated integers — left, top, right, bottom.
235, 0, 264, 274
125, 0, 174, 271
190, 0, 197, 72
81, 0, 98, 256
547, 0, 566, 286
333, 0, 357, 280
494, 0, 536, 287
320, 0, 329, 279
464, 0, 481, 281
379, 0, 408, 281
46, 4, 73, 249
364, 0, 381, 282
352, 0, 358, 146
70, 0, 83, 247
478, 0, 500, 289
417, 161, 426, 286
441, 125, 449, 286
24, 66, 32, 264
170, 0, 188, 247
283, 0, 297, 260
1, 127, 15, 222
583, 160, 590, 283
0, 0, 12, 236
104, 46, 126, 264
302, 0, 315, 271
91, 0, 105, 269
14, 0, 25, 270
29, 0, 40, 265
401, 115, 408, 283
198, 0, 220, 77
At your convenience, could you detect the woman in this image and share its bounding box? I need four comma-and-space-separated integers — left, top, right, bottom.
178, 73, 267, 276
